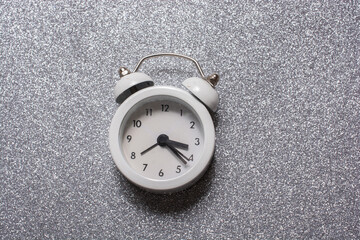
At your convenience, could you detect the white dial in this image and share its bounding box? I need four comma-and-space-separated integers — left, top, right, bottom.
121, 96, 203, 180
109, 86, 215, 193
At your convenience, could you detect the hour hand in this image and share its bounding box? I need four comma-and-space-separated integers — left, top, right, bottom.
166, 139, 188, 150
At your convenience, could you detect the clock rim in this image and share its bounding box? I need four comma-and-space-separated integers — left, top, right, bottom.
109, 86, 215, 193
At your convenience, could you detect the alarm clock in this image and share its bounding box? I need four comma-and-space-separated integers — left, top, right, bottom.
109, 53, 220, 193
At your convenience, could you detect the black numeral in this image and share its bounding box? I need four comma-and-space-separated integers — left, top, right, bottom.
131, 152, 136, 159
146, 109, 152, 116
195, 138, 200, 145
188, 154, 193, 161
133, 120, 142, 128
176, 165, 181, 173
127, 135, 132, 142
190, 121, 195, 129
180, 109, 183, 116
143, 164, 148, 171
159, 169, 164, 177
161, 104, 169, 112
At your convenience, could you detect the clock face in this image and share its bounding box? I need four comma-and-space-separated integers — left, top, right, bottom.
119, 95, 204, 181
109, 86, 215, 193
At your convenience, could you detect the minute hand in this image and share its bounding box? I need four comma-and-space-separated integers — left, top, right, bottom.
166, 143, 188, 165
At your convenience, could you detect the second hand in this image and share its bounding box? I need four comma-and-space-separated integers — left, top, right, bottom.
140, 143, 158, 155
140, 134, 190, 165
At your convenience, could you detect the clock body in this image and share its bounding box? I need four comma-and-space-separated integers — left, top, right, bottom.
109, 86, 215, 193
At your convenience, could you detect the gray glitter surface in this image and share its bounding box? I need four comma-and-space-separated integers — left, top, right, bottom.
1, 1, 360, 239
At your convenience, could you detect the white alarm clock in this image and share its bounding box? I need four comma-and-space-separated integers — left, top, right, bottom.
109, 53, 220, 193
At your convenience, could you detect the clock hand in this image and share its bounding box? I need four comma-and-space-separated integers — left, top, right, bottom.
166, 139, 188, 150
140, 143, 159, 155
156, 134, 188, 165
140, 134, 188, 156
166, 143, 188, 165
167, 143, 190, 161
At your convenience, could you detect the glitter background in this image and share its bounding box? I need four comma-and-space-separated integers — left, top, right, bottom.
1, 1, 359, 239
